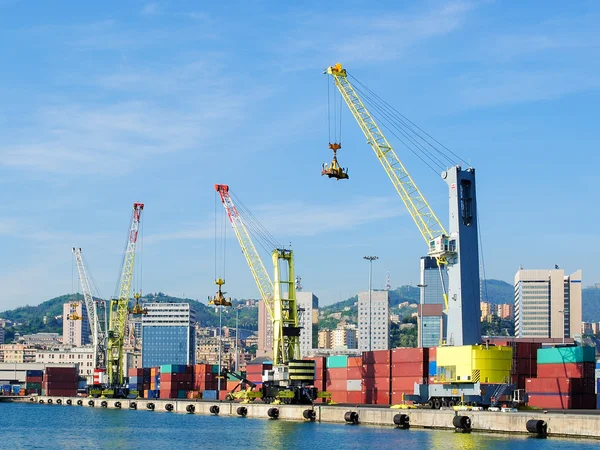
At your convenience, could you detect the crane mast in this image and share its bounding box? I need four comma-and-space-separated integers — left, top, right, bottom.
107, 202, 144, 387
326, 63, 481, 346
214, 184, 300, 365
73, 247, 107, 371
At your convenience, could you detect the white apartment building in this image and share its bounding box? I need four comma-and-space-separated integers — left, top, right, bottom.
36, 346, 95, 377
297, 292, 319, 358
515, 268, 582, 339
332, 324, 358, 349
358, 291, 389, 351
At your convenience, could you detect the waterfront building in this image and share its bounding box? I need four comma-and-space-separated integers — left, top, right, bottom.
514, 268, 582, 339
0, 327, 3, 345
358, 290, 389, 351
36, 346, 94, 377
141, 303, 196, 367
297, 292, 319, 358
62, 302, 90, 347
18, 332, 62, 348
417, 256, 447, 348
0, 344, 37, 364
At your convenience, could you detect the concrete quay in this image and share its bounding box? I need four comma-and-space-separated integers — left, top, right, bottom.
21, 396, 600, 440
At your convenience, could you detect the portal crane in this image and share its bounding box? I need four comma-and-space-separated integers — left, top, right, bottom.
215, 184, 315, 404
106, 202, 146, 394
325, 63, 481, 346
73, 247, 107, 372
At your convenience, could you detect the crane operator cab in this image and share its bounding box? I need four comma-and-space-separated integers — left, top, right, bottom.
322, 143, 349, 180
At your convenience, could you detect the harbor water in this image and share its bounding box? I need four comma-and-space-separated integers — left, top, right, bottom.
2, 402, 600, 449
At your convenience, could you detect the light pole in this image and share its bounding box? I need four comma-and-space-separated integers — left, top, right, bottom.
558, 309, 565, 345
363, 256, 378, 352
417, 284, 427, 348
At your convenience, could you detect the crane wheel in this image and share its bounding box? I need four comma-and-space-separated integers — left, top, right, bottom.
344, 411, 359, 425
237, 406, 247, 417
129, 402, 137, 410
267, 408, 279, 419
393, 414, 410, 429
77, 400, 83, 406
56, 399, 62, 405
114, 401, 122, 409
165, 403, 174, 412
47, 399, 53, 404
101, 401, 108, 408
88, 400, 95, 407
147, 402, 155, 410
209, 405, 220, 415
303, 409, 316, 421
186, 404, 195, 414
38, 399, 44, 404
66, 399, 72, 406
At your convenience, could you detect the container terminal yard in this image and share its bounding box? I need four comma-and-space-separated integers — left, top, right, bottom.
2, 63, 599, 440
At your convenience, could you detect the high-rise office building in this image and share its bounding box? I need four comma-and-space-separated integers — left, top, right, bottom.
358, 291, 389, 351
62, 302, 90, 347
417, 257, 447, 347
297, 292, 319, 358
514, 268, 582, 339
141, 303, 196, 367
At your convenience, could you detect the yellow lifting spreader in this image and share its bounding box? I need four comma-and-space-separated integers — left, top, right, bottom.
321, 143, 349, 180
209, 278, 232, 307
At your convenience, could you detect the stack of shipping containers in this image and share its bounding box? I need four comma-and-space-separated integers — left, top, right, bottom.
42, 367, 78, 396
128, 368, 150, 394
25, 369, 43, 395
325, 355, 350, 403
159, 364, 192, 399
526, 347, 596, 409
362, 350, 391, 405
191, 363, 218, 399
391, 348, 429, 405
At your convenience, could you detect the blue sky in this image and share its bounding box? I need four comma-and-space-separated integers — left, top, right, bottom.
1, 1, 599, 311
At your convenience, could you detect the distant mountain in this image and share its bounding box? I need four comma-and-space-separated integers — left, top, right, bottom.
482, 279, 513, 305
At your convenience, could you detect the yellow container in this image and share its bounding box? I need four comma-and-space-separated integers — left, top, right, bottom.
436, 345, 512, 384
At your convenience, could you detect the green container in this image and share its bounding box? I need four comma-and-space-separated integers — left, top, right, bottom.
25, 382, 42, 390
211, 365, 219, 374
326, 355, 348, 369
537, 346, 595, 364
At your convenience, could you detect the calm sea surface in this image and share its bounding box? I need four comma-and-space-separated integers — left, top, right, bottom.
2, 402, 599, 449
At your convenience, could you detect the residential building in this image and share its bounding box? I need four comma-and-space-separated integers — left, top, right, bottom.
37, 346, 95, 378
0, 344, 37, 364
297, 292, 319, 358
358, 290, 389, 351
417, 256, 447, 348
497, 303, 514, 320
0, 328, 3, 345
514, 268, 582, 339
581, 322, 600, 335
318, 329, 332, 349
331, 324, 358, 349
480, 301, 493, 321
141, 303, 196, 367
18, 332, 62, 348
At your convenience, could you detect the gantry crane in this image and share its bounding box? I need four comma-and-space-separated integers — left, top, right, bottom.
73, 247, 107, 373
215, 184, 316, 404
105, 202, 146, 396
324, 63, 481, 346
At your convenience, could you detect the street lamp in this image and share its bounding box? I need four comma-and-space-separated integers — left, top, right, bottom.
558, 309, 565, 345
417, 284, 427, 348
363, 256, 379, 352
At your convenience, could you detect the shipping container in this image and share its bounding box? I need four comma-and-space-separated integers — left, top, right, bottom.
203, 390, 218, 400
362, 350, 391, 365
362, 377, 391, 391
327, 355, 349, 369
347, 379, 362, 392
391, 376, 424, 392
537, 346, 595, 365
327, 379, 349, 391
326, 367, 347, 381
347, 391, 365, 404
391, 361, 426, 378
525, 377, 595, 395
362, 363, 391, 378
527, 392, 596, 409
329, 390, 348, 403
537, 362, 595, 379
362, 389, 391, 405
391, 348, 428, 364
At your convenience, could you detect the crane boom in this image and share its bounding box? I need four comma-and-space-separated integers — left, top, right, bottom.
214, 184, 300, 365
326, 64, 447, 244
107, 202, 144, 386
73, 247, 106, 370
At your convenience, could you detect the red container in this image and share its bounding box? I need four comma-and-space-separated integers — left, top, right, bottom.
43, 381, 78, 389
362, 389, 391, 405
347, 391, 366, 404
391, 348, 428, 364
512, 358, 537, 377
326, 367, 347, 381
346, 366, 363, 379
159, 390, 178, 399
527, 393, 596, 409
526, 377, 595, 395
44, 374, 78, 382
46, 367, 77, 374
362, 377, 391, 391
46, 389, 76, 396
391, 361, 426, 378
329, 390, 348, 403
26, 376, 43, 383
391, 390, 414, 405
537, 362, 594, 379
362, 350, 391, 365
428, 347, 436, 361
326, 379, 348, 391
392, 376, 423, 391
362, 363, 391, 379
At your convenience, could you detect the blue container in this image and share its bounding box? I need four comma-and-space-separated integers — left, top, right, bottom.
178, 390, 187, 399
597, 394, 600, 410
203, 390, 218, 400
428, 361, 437, 377
2, 385, 11, 394
26, 370, 43, 377
11, 385, 20, 394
